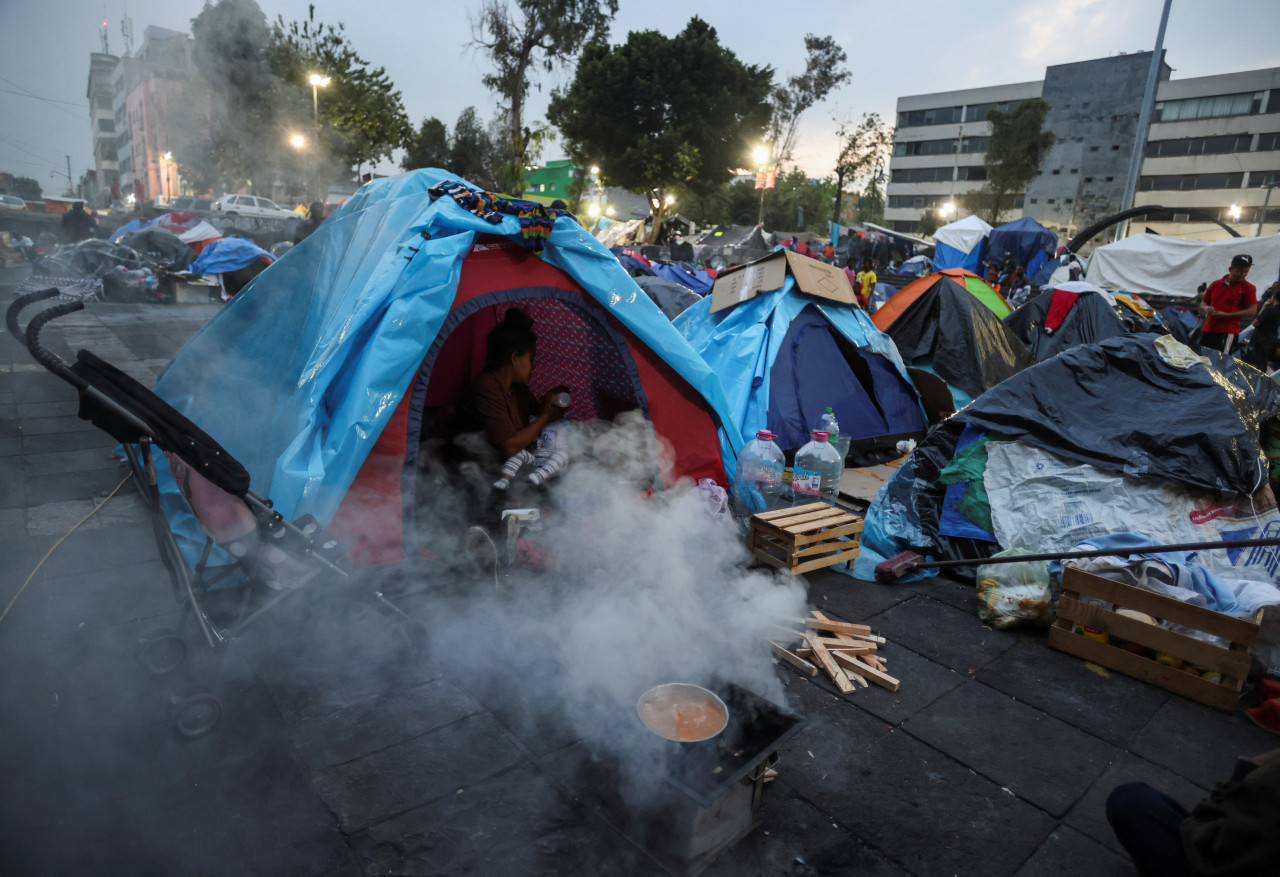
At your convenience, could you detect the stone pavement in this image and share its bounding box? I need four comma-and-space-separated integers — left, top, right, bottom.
1, 287, 1276, 876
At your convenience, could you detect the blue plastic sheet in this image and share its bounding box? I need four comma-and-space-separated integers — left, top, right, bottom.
187, 237, 275, 274
674, 281, 923, 453
149, 168, 742, 569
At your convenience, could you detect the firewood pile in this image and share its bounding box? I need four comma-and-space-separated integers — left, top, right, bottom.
769, 610, 900, 694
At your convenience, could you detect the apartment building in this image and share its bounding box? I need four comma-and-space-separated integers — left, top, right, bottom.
86, 53, 120, 206
886, 54, 1280, 242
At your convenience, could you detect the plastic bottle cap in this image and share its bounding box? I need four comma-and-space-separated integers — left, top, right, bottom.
756, 430, 777, 440
825, 407, 833, 413
811, 430, 829, 442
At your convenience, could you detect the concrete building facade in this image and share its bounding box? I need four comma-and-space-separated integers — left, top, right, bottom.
87, 53, 120, 206
887, 56, 1280, 242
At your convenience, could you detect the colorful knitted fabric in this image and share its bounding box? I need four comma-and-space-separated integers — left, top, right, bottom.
428, 179, 571, 254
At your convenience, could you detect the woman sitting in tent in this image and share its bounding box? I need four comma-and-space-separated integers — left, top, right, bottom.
456, 308, 571, 489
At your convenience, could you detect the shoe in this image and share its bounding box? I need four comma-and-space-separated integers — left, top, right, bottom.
1245, 698, 1280, 735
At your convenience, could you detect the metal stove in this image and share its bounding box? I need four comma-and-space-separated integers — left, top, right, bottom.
577, 682, 806, 876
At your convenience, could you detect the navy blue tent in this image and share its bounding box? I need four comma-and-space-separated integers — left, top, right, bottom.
676, 287, 928, 465
987, 217, 1057, 277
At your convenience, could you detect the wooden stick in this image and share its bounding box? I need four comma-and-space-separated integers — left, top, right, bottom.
811, 637, 877, 653
834, 653, 900, 692
806, 635, 856, 694
811, 610, 885, 643
799, 615, 873, 636
770, 641, 818, 677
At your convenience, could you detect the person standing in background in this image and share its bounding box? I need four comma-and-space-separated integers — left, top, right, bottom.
1200, 254, 1257, 355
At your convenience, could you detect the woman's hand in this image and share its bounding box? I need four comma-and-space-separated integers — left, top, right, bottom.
541, 386, 571, 422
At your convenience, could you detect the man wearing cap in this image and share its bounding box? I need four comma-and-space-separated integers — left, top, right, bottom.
1199, 254, 1257, 354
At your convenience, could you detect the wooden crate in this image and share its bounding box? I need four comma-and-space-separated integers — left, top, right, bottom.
1049, 566, 1260, 712
749, 503, 863, 576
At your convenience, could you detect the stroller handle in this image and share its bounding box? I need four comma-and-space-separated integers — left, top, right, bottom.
6, 287, 61, 345
24, 299, 87, 381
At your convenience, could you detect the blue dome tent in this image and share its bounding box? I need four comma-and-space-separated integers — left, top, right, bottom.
675, 282, 927, 466
986, 216, 1058, 278
932, 215, 992, 273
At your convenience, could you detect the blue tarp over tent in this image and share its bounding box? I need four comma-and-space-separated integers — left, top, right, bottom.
987, 217, 1057, 278
932, 215, 992, 273
187, 237, 274, 274
147, 168, 743, 569
674, 286, 927, 461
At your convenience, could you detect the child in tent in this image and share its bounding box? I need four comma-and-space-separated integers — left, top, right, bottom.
493, 415, 572, 491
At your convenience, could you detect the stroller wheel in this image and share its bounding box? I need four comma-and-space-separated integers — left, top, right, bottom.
173, 689, 222, 737
134, 628, 187, 674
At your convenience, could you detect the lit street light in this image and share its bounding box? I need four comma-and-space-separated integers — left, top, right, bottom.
752, 145, 771, 226
1229, 203, 1241, 221
162, 151, 173, 204
308, 73, 331, 121
941, 201, 955, 218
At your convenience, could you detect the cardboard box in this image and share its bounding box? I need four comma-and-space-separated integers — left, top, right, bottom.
709, 249, 856, 314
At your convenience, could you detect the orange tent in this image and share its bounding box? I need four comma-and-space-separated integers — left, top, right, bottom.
871, 268, 1012, 330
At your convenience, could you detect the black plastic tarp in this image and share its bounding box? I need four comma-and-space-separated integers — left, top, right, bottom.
958, 334, 1280, 495
117, 227, 197, 272
883, 276, 1036, 399
697, 225, 768, 251
856, 334, 1280, 577
1003, 288, 1128, 361
633, 275, 702, 320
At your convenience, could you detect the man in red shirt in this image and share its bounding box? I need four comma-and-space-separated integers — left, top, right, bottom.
1200, 254, 1257, 354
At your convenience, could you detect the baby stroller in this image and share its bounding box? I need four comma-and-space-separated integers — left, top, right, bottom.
7, 289, 366, 668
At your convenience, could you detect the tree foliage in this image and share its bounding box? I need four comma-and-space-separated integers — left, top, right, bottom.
767, 35, 850, 169
917, 206, 943, 237
402, 117, 450, 172
548, 17, 772, 241
13, 176, 42, 201
683, 170, 835, 233
974, 98, 1055, 223
833, 113, 893, 226
471, 0, 617, 193
269, 11, 412, 172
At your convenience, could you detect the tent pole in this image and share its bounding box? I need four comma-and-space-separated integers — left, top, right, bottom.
1116, 0, 1172, 242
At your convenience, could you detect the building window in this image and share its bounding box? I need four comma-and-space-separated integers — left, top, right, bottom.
1153, 91, 1264, 122
961, 136, 990, 153
1089, 145, 1100, 152
888, 195, 950, 209
96, 118, 115, 133
1112, 144, 1120, 150
1247, 172, 1280, 188
1071, 168, 1078, 174
893, 138, 957, 157
1084, 176, 1094, 183
1047, 198, 1056, 204
1105, 176, 1114, 182
1258, 132, 1280, 151
1145, 134, 1253, 157
1138, 172, 1245, 191
1013, 195, 1025, 208
1029, 198, 1038, 204
1051, 169, 1060, 175
891, 220, 920, 233
897, 106, 964, 128
890, 166, 954, 183
963, 100, 1023, 123
956, 166, 987, 181
1065, 198, 1074, 204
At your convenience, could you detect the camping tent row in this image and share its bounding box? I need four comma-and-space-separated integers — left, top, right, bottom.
933, 215, 1058, 280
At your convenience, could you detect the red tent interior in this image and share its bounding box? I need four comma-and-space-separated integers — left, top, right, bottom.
327, 236, 727, 565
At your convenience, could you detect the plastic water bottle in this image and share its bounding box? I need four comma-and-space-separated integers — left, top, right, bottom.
792, 430, 843, 506
816, 407, 840, 449
732, 430, 786, 515
552, 392, 571, 408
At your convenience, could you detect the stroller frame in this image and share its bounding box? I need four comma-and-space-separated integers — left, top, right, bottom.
7, 288, 353, 652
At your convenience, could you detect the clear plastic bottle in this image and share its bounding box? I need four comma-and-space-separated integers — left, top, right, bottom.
816, 407, 840, 439
792, 430, 843, 506
733, 429, 786, 515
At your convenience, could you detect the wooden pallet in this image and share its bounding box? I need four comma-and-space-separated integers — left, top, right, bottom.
749, 503, 863, 576
1048, 566, 1260, 713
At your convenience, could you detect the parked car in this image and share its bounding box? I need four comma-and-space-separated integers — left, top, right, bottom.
0, 194, 28, 211
213, 193, 297, 224
169, 196, 214, 214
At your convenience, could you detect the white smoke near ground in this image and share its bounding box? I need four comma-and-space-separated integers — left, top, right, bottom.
413, 412, 809, 800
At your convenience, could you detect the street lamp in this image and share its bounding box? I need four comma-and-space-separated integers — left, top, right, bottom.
162, 151, 173, 204
291, 134, 306, 150
1229, 203, 1242, 222
941, 201, 955, 219
308, 73, 331, 121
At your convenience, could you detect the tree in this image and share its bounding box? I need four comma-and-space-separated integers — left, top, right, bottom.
767, 35, 850, 169
402, 117, 450, 171
13, 176, 42, 201
269, 10, 412, 174
833, 113, 893, 225
450, 107, 501, 190
548, 18, 773, 242
471, 0, 618, 193
974, 98, 1054, 224
917, 206, 943, 237
188, 0, 284, 192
